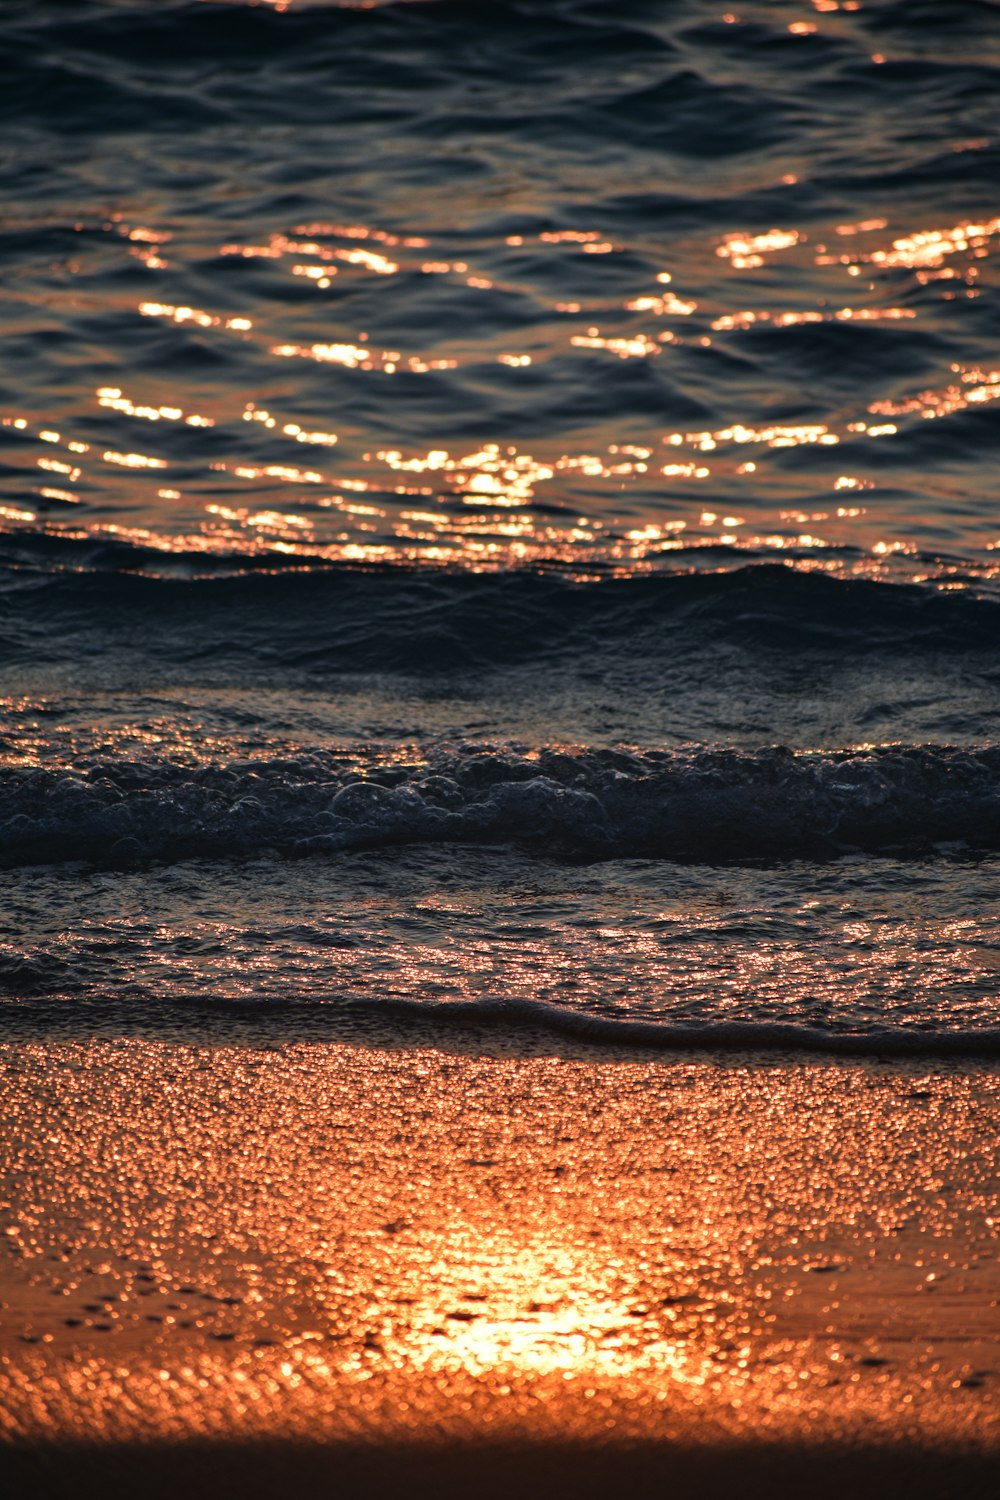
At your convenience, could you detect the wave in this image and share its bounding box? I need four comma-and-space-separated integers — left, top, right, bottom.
334, 994, 1000, 1058
3, 740, 1000, 868
0, 1, 679, 137
6, 0, 995, 152
4, 553, 1000, 674
3, 987, 1000, 1059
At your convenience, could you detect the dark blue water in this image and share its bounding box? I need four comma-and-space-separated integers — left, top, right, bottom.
3, 0, 1000, 1050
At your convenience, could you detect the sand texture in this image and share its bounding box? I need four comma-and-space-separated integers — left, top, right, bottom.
1, 1034, 998, 1495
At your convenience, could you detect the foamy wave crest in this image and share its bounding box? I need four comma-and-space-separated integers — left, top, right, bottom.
3, 742, 1000, 868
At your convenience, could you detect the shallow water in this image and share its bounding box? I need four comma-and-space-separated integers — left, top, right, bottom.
3, 0, 1000, 1050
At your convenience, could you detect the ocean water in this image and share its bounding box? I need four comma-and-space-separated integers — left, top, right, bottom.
3, 0, 1000, 1052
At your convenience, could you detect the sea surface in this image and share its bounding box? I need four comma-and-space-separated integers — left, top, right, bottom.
3, 0, 1000, 1052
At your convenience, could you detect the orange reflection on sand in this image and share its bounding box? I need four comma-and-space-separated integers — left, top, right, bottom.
392, 1233, 718, 1393
1, 1043, 998, 1452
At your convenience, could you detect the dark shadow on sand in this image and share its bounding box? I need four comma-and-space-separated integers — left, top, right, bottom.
3, 1438, 998, 1500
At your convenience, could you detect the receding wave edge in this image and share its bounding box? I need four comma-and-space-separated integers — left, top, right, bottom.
3, 991, 1000, 1059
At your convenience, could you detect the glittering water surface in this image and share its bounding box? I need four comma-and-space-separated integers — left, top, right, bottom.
6, 850, 1000, 1046
3, 0, 1000, 1048
2, 0, 1000, 582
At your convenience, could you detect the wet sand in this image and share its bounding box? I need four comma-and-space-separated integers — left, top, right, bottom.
1, 1031, 998, 1496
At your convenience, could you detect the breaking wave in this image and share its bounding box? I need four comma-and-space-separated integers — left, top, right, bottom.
3, 740, 1000, 868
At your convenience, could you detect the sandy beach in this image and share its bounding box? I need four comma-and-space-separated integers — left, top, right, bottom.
5, 1, 1000, 1495
1, 1027, 997, 1496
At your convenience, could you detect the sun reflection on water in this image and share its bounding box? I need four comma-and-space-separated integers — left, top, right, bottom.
3, 187, 1000, 584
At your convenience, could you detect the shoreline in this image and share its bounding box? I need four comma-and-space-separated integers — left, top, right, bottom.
2, 1036, 998, 1490
6, 996, 1000, 1061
